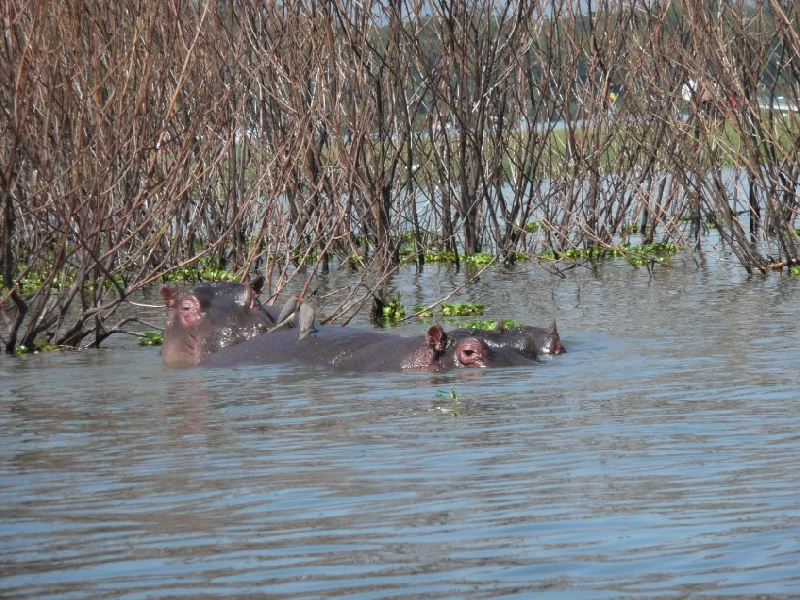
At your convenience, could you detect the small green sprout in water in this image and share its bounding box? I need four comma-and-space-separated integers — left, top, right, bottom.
435, 386, 464, 417
139, 332, 164, 346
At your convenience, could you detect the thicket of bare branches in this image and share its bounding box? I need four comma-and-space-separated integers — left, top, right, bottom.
2, 0, 798, 352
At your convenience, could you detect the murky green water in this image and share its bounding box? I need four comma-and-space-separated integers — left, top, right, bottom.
1, 255, 799, 598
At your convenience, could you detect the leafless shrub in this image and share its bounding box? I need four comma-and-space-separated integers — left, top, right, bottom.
2, 0, 798, 352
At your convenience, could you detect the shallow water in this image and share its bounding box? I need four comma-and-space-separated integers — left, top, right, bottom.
1, 253, 799, 598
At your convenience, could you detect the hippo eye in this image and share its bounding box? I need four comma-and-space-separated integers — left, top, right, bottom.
463, 349, 475, 356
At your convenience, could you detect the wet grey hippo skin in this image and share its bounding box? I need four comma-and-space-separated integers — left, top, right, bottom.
160, 276, 281, 367
200, 323, 546, 372
449, 323, 565, 357
161, 280, 564, 371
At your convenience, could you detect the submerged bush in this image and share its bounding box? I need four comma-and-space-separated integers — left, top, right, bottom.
2, 0, 798, 353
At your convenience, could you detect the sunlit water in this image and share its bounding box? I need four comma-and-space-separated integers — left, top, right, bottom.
1, 253, 799, 598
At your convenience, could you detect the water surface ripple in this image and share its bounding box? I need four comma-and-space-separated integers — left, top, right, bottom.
1, 259, 799, 598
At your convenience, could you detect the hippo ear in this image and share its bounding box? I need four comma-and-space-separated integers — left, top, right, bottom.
548, 320, 558, 334
160, 285, 179, 308
426, 324, 447, 353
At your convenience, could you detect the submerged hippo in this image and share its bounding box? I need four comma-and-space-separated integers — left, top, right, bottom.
200, 322, 544, 371
453, 323, 566, 357
160, 279, 565, 371
160, 276, 280, 366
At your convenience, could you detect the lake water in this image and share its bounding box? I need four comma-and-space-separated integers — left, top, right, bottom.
1, 251, 799, 598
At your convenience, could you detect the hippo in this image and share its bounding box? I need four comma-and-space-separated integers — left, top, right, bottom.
451, 322, 566, 357
160, 279, 565, 371
200, 322, 543, 371
160, 276, 280, 366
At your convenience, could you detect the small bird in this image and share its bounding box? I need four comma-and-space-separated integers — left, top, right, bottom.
297, 300, 317, 340
275, 295, 300, 328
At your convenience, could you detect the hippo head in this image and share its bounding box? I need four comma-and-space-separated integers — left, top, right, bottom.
160, 276, 274, 366
450, 321, 565, 358
420, 321, 567, 370
401, 324, 545, 371
399, 324, 493, 370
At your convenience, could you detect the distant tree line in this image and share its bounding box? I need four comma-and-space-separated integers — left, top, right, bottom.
1, 0, 798, 352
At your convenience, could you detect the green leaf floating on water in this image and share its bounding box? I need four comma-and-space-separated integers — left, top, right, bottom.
139, 332, 164, 346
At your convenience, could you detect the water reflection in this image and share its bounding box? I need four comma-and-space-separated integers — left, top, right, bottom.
1, 258, 798, 597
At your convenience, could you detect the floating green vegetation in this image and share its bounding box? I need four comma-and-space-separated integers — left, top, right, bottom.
790, 264, 800, 276
398, 249, 503, 266
435, 385, 464, 417
164, 257, 237, 282
7, 271, 56, 294
139, 332, 163, 346
291, 250, 322, 267
463, 318, 517, 331
397, 247, 522, 266
1, 262, 234, 296
423, 250, 457, 263
441, 302, 485, 316
4, 267, 127, 294
14, 341, 60, 355
537, 242, 678, 265
413, 306, 433, 317
414, 301, 485, 318
537, 248, 588, 260
164, 267, 237, 282
346, 254, 363, 271
616, 242, 678, 266
464, 252, 495, 266
372, 293, 406, 325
